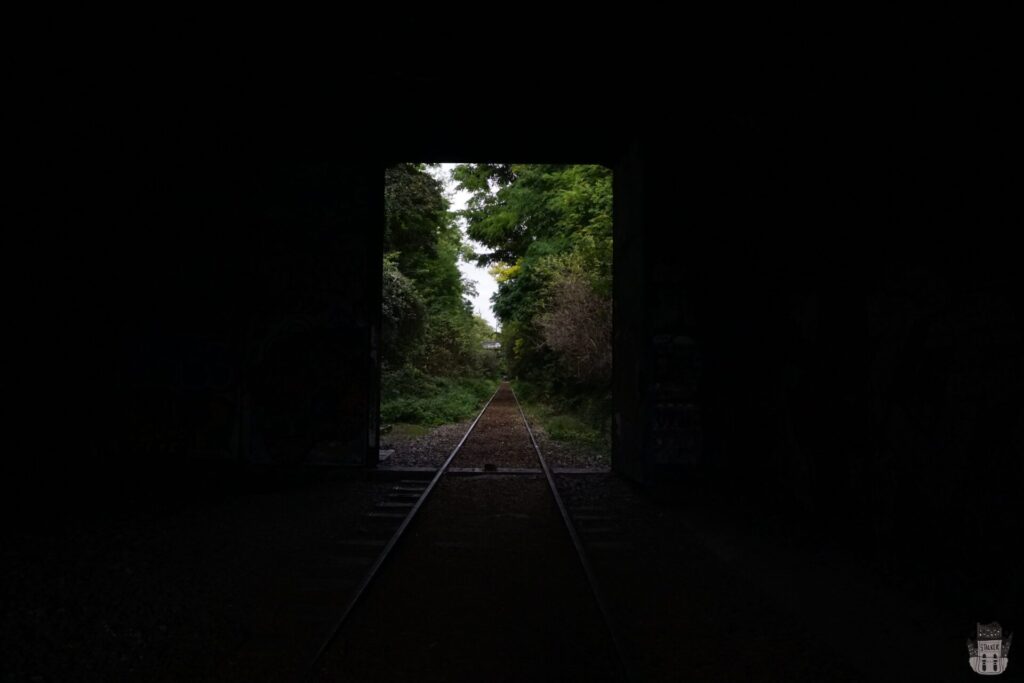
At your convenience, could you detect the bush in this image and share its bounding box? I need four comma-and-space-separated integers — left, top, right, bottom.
381, 368, 496, 426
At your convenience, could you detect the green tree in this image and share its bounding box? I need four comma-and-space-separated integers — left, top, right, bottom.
453, 163, 613, 397
381, 252, 425, 367
381, 164, 499, 421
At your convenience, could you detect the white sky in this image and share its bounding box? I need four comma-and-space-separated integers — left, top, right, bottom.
429, 163, 500, 331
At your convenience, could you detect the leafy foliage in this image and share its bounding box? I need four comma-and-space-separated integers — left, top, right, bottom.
381, 164, 500, 426
381, 253, 424, 367
381, 367, 495, 426
453, 163, 613, 434
513, 379, 611, 458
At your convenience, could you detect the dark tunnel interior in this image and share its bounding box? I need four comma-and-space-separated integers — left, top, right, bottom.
7, 29, 1022, 681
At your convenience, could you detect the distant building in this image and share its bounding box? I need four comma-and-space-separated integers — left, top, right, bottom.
482, 340, 501, 350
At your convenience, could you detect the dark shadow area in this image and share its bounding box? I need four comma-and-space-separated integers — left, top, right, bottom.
8, 26, 1020, 681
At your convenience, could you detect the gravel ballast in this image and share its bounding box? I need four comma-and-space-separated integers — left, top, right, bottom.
381, 419, 475, 469
381, 383, 610, 472
312, 384, 622, 681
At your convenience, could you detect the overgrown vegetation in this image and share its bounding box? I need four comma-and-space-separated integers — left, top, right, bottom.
381, 164, 500, 428
381, 163, 612, 447
381, 368, 495, 426
513, 380, 610, 456
453, 164, 612, 444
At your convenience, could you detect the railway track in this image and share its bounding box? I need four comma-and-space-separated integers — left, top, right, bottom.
303, 381, 630, 682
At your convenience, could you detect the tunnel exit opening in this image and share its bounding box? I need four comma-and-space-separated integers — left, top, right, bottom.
376, 162, 615, 475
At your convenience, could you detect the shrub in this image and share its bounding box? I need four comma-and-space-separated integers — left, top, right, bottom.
381, 369, 496, 426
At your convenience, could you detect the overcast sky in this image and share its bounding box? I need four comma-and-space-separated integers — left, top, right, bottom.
428, 163, 500, 331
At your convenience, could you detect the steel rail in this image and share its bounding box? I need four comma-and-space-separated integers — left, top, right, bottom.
301, 383, 503, 681
510, 384, 634, 683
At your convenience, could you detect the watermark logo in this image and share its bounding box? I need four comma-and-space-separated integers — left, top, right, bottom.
968, 622, 1012, 675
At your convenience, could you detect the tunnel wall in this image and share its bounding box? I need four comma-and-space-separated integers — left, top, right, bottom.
626, 76, 1022, 569
16, 51, 1019, 572
18, 145, 382, 516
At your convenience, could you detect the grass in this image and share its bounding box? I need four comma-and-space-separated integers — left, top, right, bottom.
381, 423, 432, 440
380, 368, 610, 460
381, 367, 498, 427
512, 380, 611, 457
